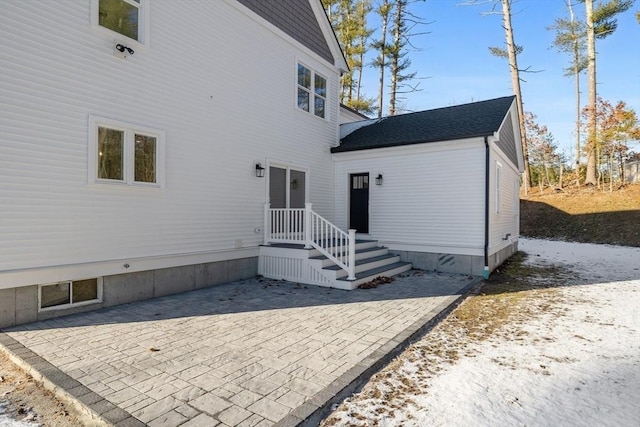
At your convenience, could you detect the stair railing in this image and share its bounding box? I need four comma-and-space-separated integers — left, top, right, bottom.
264, 203, 356, 280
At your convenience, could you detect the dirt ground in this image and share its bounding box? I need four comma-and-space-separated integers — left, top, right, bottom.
520, 183, 640, 247
0, 352, 84, 426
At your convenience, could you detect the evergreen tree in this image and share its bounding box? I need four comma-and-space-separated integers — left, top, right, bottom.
583, 0, 633, 185
388, 0, 426, 116
488, 0, 532, 194
323, 0, 375, 114
371, 0, 393, 118
549, 0, 587, 187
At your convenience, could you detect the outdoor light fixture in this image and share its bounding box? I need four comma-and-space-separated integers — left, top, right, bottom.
375, 173, 383, 185
255, 163, 265, 178
115, 43, 135, 55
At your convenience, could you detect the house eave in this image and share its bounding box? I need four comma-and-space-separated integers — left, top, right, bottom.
332, 133, 495, 154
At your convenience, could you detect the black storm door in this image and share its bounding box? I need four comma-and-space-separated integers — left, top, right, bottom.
349, 173, 369, 233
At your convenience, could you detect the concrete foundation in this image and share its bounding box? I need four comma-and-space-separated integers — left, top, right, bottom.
0, 257, 258, 329
394, 241, 518, 277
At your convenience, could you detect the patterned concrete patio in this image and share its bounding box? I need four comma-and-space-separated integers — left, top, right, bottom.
0, 271, 478, 426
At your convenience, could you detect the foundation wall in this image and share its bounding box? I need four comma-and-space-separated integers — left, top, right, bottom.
394, 241, 518, 277
0, 257, 257, 329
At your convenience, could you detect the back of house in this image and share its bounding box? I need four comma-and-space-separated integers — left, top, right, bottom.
0, 0, 347, 327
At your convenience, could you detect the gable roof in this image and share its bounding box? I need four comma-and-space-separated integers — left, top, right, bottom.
236, 0, 348, 71
333, 96, 516, 153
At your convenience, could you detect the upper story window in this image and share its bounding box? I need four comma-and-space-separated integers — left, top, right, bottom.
89, 116, 164, 187
93, 0, 148, 44
297, 63, 327, 119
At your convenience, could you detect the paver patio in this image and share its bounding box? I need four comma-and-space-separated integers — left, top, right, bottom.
0, 271, 478, 426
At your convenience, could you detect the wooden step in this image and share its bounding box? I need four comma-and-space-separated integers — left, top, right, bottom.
310, 246, 389, 267
324, 254, 400, 276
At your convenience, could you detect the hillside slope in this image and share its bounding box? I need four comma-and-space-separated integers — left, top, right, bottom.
520, 184, 640, 247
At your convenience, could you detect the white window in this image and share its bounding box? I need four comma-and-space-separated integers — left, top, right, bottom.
39, 278, 103, 311
297, 63, 327, 119
495, 161, 502, 213
92, 0, 149, 44
89, 116, 164, 187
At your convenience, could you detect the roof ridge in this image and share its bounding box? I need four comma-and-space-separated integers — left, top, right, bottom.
376, 95, 515, 121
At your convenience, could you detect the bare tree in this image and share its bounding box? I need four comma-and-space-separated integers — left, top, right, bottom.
372, 0, 392, 118
549, 1, 587, 187
387, 0, 429, 115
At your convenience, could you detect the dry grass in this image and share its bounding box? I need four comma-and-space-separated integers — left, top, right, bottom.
321, 253, 573, 426
520, 183, 640, 247
322, 187, 640, 425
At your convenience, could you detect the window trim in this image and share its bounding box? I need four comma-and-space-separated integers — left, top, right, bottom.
91, 0, 150, 46
296, 62, 328, 120
495, 161, 502, 213
513, 177, 519, 215
38, 278, 103, 312
89, 115, 165, 188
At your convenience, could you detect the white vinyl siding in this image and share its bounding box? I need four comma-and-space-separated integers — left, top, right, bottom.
334, 140, 486, 254
489, 146, 520, 250
0, 1, 339, 283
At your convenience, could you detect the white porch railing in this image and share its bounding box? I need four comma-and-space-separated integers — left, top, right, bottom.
264, 203, 356, 280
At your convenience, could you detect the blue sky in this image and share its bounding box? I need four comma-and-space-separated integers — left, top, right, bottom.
357, 0, 640, 160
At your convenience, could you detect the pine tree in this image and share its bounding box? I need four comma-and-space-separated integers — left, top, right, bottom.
583, 0, 633, 185
388, 0, 426, 116
323, 0, 375, 114
549, 1, 587, 187
372, 0, 393, 118
487, 0, 532, 194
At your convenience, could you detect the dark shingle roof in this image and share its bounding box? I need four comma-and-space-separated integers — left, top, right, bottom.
333, 96, 515, 153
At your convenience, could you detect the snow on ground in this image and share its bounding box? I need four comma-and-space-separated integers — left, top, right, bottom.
323, 238, 640, 427
518, 238, 640, 283
0, 404, 38, 427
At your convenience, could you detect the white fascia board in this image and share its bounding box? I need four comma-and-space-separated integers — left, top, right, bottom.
309, 0, 349, 72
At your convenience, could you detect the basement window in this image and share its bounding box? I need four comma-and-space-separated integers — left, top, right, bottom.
39, 278, 103, 311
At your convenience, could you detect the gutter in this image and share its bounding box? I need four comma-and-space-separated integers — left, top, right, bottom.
483, 136, 490, 279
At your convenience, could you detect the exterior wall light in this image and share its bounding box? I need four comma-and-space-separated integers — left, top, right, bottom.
375, 173, 383, 185
255, 163, 265, 178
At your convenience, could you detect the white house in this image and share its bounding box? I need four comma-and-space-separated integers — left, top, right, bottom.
332, 97, 524, 278
0, 0, 523, 328
0, 0, 349, 327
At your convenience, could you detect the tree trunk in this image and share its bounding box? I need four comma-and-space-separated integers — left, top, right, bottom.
501, 0, 531, 194
568, 0, 581, 187
389, 0, 404, 116
585, 0, 597, 185
376, 1, 390, 118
